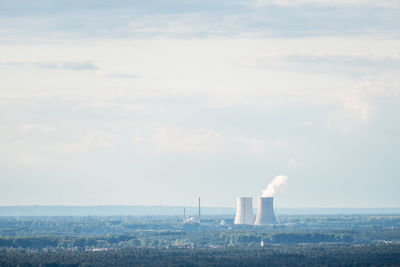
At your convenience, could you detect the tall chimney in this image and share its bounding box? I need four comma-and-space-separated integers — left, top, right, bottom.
234, 197, 254, 225
198, 197, 201, 223
255, 197, 276, 225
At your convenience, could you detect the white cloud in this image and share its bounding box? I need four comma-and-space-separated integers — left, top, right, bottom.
256, 0, 400, 8
49, 131, 117, 154
20, 124, 56, 133
287, 158, 304, 169
130, 123, 290, 156
1, 0, 399, 42
0, 60, 98, 71
240, 137, 290, 154
131, 125, 224, 155
0, 32, 399, 206
326, 81, 394, 134
106, 73, 140, 79
256, 53, 400, 77
302, 121, 315, 127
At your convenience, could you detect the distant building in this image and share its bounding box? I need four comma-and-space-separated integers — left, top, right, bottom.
234, 197, 254, 225
255, 197, 276, 225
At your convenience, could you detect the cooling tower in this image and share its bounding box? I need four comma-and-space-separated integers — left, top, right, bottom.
255, 197, 276, 225
234, 197, 254, 225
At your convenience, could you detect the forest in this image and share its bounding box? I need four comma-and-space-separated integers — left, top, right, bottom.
1, 214, 400, 266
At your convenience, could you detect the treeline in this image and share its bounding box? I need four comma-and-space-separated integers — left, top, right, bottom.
219, 232, 354, 244
0, 218, 164, 236
0, 235, 138, 249
1, 215, 399, 250
1, 245, 400, 266
2, 215, 400, 237
0, 232, 356, 250
270, 233, 353, 243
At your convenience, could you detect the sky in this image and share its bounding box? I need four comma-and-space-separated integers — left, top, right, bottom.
0, 0, 399, 208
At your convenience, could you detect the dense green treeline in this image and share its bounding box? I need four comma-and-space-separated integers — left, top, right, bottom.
0, 232, 356, 249
2, 215, 399, 237
1, 215, 400, 265
0, 215, 400, 250
1, 244, 400, 266
0, 235, 136, 249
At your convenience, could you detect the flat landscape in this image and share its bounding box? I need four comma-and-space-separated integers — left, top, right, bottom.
1, 0, 399, 265
1, 212, 400, 266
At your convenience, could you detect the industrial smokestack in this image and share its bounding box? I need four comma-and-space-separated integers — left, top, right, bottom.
255, 197, 276, 225
234, 197, 254, 225
198, 197, 201, 223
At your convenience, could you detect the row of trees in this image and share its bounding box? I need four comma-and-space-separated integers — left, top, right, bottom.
0, 231, 358, 250
1, 244, 400, 266
1, 214, 399, 237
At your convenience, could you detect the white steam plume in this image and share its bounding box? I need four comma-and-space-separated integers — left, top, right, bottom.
261, 175, 288, 197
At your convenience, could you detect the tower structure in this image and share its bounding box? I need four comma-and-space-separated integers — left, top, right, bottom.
255, 197, 276, 225
234, 197, 254, 225
198, 197, 201, 223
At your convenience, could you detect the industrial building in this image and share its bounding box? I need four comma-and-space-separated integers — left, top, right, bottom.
234, 196, 276, 226
254, 197, 276, 225
234, 197, 254, 225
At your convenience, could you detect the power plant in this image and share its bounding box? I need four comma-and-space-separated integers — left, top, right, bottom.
254, 197, 276, 225
234, 196, 276, 225
234, 197, 254, 225
186, 176, 285, 226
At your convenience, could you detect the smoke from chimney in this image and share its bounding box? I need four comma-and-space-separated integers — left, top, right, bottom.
261, 175, 288, 197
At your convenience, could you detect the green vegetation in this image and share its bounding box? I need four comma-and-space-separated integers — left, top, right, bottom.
0, 214, 400, 266
1, 245, 400, 266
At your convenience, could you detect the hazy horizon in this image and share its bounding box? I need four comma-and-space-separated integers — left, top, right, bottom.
1, 205, 400, 211
1, 0, 399, 208
2, 205, 400, 217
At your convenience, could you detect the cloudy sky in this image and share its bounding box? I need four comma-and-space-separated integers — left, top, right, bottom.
1, 0, 399, 208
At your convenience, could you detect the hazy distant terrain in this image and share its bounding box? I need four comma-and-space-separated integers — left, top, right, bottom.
1, 206, 400, 217
1, 0, 399, 265
1, 214, 400, 266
